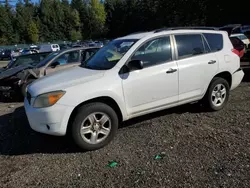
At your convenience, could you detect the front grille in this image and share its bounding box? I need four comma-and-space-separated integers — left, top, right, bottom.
27, 91, 31, 104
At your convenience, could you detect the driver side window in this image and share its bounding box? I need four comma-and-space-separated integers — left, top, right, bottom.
50, 51, 80, 66
132, 36, 172, 68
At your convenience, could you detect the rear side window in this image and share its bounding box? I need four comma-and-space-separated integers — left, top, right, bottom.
175, 34, 205, 59
203, 33, 223, 52
240, 35, 248, 40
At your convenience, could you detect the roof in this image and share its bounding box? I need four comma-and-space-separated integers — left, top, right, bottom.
117, 32, 154, 40
60, 46, 100, 53
117, 27, 224, 40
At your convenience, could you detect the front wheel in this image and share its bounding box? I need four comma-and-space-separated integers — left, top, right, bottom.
71, 102, 118, 151
205, 77, 230, 111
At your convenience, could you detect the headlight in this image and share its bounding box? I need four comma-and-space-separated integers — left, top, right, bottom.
33, 91, 66, 108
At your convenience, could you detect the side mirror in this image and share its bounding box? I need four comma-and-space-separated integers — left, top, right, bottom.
50, 61, 59, 68
127, 59, 143, 71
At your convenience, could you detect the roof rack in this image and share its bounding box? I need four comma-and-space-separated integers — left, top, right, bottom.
154, 27, 218, 33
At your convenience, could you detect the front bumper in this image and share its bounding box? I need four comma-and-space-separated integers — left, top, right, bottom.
24, 98, 75, 136
231, 68, 244, 90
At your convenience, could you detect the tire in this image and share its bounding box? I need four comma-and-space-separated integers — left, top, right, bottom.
21, 79, 35, 97
71, 102, 118, 151
205, 77, 230, 111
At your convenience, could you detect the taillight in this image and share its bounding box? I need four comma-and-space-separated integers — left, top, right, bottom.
232, 49, 240, 56
232, 49, 244, 58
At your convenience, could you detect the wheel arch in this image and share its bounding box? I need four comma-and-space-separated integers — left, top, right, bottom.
66, 96, 124, 134
213, 71, 232, 88
203, 71, 232, 98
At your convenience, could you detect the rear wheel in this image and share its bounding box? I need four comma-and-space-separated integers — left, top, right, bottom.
205, 77, 230, 111
71, 102, 118, 151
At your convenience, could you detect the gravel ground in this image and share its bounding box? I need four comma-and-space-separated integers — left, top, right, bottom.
0, 70, 250, 188
0, 61, 8, 67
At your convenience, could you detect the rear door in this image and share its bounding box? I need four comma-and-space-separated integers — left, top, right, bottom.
174, 33, 219, 102
45, 50, 81, 75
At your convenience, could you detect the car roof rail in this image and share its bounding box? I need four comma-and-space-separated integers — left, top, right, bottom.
153, 26, 218, 33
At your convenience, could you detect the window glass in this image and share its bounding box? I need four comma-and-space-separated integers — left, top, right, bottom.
175, 34, 205, 59
52, 51, 80, 65
202, 35, 211, 53
203, 33, 223, 52
11, 53, 50, 68
240, 35, 248, 40
81, 48, 99, 63
81, 39, 137, 70
131, 37, 172, 67
67, 51, 80, 63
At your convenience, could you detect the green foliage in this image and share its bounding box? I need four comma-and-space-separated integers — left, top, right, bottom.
88, 0, 106, 38
27, 21, 39, 43
70, 30, 82, 41
0, 0, 248, 45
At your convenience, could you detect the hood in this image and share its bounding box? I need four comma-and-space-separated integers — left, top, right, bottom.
28, 66, 105, 97
0, 64, 33, 80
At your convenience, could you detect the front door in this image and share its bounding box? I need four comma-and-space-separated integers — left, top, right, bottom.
45, 50, 80, 75
121, 36, 179, 116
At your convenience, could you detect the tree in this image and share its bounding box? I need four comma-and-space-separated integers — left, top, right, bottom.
86, 0, 106, 38
27, 21, 39, 43
0, 4, 15, 44
70, 30, 82, 41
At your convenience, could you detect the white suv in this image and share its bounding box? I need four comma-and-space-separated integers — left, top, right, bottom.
24, 28, 244, 150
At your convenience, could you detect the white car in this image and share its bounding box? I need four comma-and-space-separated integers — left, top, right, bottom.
39, 44, 60, 52
25, 28, 244, 150
230, 33, 250, 49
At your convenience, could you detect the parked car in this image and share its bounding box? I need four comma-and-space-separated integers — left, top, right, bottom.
59, 44, 70, 50
230, 33, 250, 49
30, 45, 39, 51
0, 49, 12, 60
0, 52, 51, 99
24, 28, 244, 150
19, 47, 100, 96
39, 44, 60, 52
72, 44, 82, 48
11, 48, 22, 57
94, 41, 104, 48
22, 49, 39, 55
230, 37, 245, 58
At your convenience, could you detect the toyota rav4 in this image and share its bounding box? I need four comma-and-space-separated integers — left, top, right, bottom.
24, 28, 244, 150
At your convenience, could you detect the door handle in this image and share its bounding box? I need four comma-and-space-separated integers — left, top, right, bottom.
166, 68, 177, 73
208, 60, 216, 64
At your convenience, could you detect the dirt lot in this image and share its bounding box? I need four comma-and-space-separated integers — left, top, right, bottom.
0, 70, 250, 188
0, 61, 8, 68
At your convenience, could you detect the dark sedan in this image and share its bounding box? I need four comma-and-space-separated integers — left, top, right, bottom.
0, 49, 12, 60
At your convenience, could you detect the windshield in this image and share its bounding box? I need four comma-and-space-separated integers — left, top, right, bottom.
81, 39, 138, 70
7, 53, 50, 68
36, 51, 60, 68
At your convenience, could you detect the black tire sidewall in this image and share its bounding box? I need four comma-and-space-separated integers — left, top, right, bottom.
72, 102, 118, 151
207, 77, 230, 111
